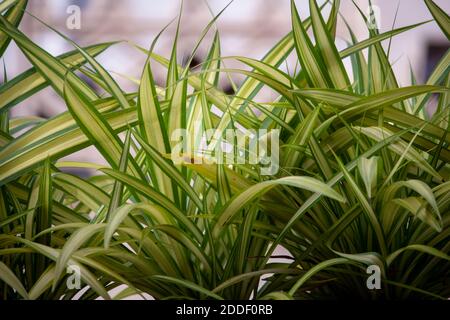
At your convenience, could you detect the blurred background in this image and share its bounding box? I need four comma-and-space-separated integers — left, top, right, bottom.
2, 0, 449, 173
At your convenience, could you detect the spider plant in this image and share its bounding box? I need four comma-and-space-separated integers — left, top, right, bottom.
0, 0, 449, 300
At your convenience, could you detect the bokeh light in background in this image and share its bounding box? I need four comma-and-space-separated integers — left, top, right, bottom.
2, 0, 449, 171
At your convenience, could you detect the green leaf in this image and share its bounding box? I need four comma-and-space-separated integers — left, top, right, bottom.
387, 244, 450, 266
165, 6, 181, 101
213, 176, 345, 237
13, 237, 111, 299
0, 15, 98, 100
424, 0, 450, 40
100, 168, 203, 242
309, 0, 350, 90
413, 51, 449, 114
133, 132, 203, 210
291, 0, 331, 88
25, 11, 132, 111
53, 224, 105, 291
339, 21, 431, 59
168, 76, 187, 149
106, 130, 131, 221
333, 151, 388, 257
154, 224, 212, 274
63, 78, 144, 180
0, 107, 139, 186
0, 261, 29, 299
288, 258, 356, 295
138, 59, 169, 152
0, 0, 27, 57
387, 180, 440, 217
393, 197, 442, 232
313, 86, 446, 130
34, 157, 52, 278
0, 0, 19, 13
28, 265, 55, 300
358, 156, 379, 198
53, 173, 110, 212
151, 275, 224, 300
357, 126, 441, 179
104, 203, 169, 248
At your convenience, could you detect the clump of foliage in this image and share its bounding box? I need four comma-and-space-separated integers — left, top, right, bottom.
0, 0, 449, 300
